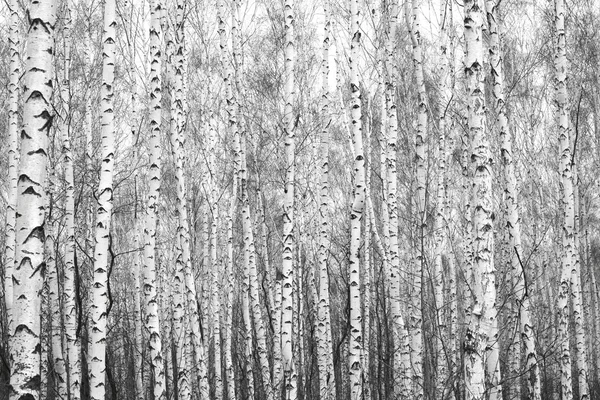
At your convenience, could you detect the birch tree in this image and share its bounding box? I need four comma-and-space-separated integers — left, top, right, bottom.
555, 0, 575, 398
348, 0, 366, 397
316, 5, 336, 400
4, 0, 20, 344
142, 0, 168, 398
58, 5, 82, 398
88, 0, 117, 395
463, 1, 500, 398
281, 0, 298, 398
485, 1, 541, 399
9, 0, 56, 397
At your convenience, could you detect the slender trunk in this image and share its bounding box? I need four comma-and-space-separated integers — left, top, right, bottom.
348, 0, 366, 396
406, 1, 426, 395
281, 0, 298, 397
208, 120, 223, 400
143, 0, 167, 397
434, 1, 453, 397
59, 6, 82, 399
485, 1, 541, 399
463, 1, 499, 399
89, 0, 116, 395
554, 0, 574, 399
47, 181, 68, 400
316, 7, 336, 400
572, 145, 589, 400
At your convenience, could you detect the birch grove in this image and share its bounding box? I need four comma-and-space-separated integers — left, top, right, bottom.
2, 0, 600, 400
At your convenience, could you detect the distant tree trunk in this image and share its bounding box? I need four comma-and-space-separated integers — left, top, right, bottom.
89, 0, 116, 395
554, 0, 574, 399
9, 0, 56, 397
571, 154, 589, 400
46, 178, 68, 400
484, 1, 542, 399
207, 120, 223, 400
462, 1, 500, 399
348, 0, 366, 396
281, 0, 298, 398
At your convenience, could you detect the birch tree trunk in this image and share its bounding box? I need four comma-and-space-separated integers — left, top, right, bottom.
46, 181, 68, 400
316, 6, 336, 400
4, 0, 20, 343
384, 2, 410, 398
554, 0, 574, 398
463, 1, 500, 398
143, 0, 167, 398
281, 0, 298, 397
484, 2, 542, 399
9, 0, 56, 396
89, 0, 116, 395
58, 6, 82, 398
406, 2, 426, 394
434, 2, 453, 396
348, 0, 366, 397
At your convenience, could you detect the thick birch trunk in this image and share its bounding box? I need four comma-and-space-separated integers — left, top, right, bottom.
4, 0, 20, 343
463, 1, 500, 399
9, 0, 55, 397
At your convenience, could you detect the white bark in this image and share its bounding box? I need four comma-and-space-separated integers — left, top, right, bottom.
316, 6, 336, 400
281, 0, 298, 397
46, 181, 68, 400
485, 1, 542, 399
58, 6, 81, 398
406, 1, 426, 395
9, 0, 56, 396
463, 1, 500, 399
4, 0, 20, 342
89, 0, 116, 395
348, 0, 365, 397
142, 0, 167, 399
554, 0, 574, 399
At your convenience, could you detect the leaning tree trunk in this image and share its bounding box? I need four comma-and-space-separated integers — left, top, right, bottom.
9, 0, 56, 397
89, 0, 116, 396
463, 1, 500, 399
348, 0, 366, 397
